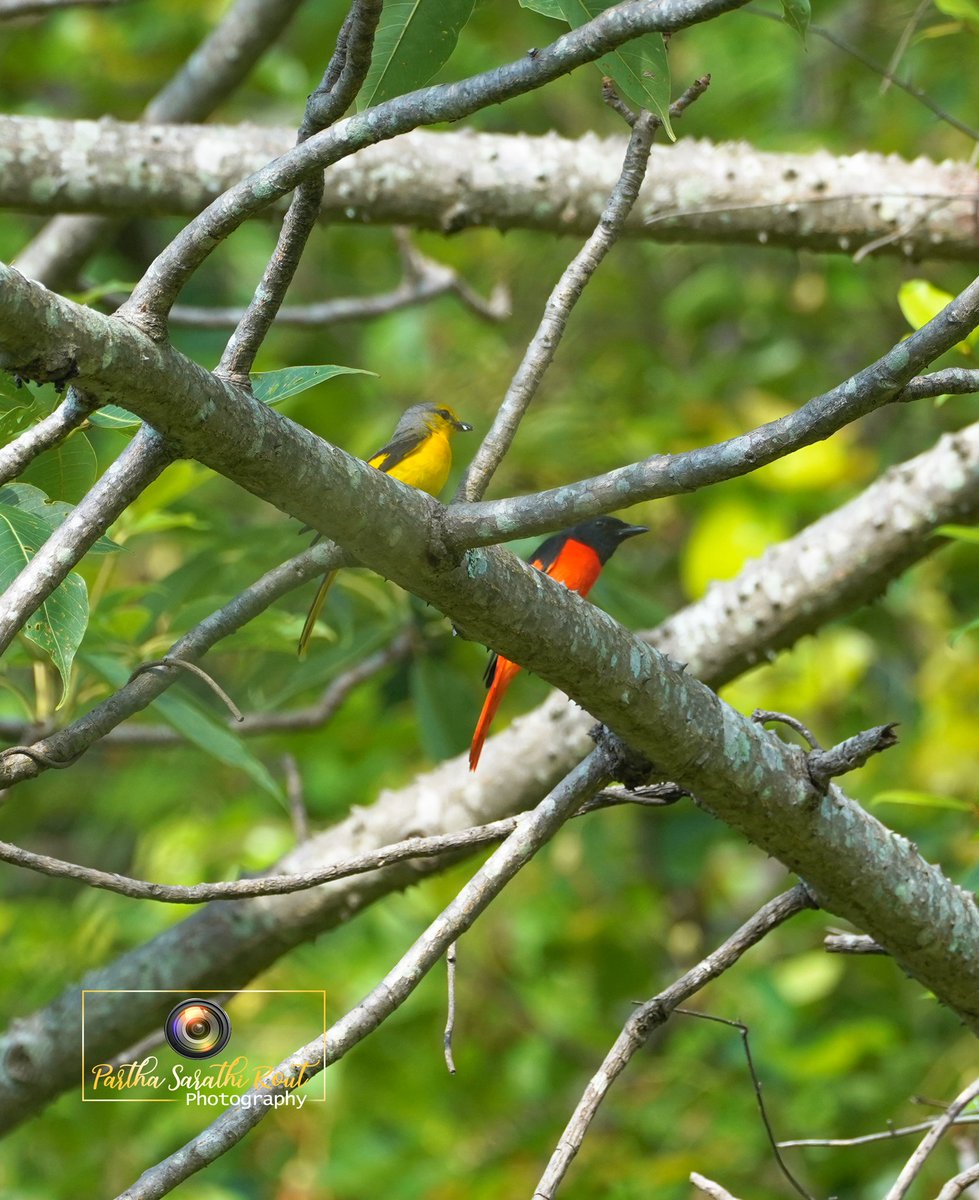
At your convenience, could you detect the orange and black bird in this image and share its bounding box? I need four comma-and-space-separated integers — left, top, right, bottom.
298, 402, 472, 658
468, 515, 647, 771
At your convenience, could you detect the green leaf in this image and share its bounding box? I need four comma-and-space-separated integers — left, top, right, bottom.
0, 375, 48, 441
936, 523, 979, 544
20, 430, 97, 503
251, 364, 377, 406
780, 0, 810, 40
518, 0, 565, 16
0, 484, 121, 555
555, 1, 673, 137
0, 502, 88, 705
357, 0, 476, 111
83, 654, 283, 802
870, 789, 974, 812
87, 404, 141, 429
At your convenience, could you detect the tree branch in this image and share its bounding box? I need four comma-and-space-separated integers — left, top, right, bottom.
4, 118, 977, 262
0, 785, 657, 903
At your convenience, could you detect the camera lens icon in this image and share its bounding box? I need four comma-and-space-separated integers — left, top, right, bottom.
164, 998, 232, 1059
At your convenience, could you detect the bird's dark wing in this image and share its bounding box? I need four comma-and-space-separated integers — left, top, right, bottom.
368, 431, 426, 474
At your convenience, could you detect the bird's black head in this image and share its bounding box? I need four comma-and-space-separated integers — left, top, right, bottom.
567, 515, 648, 564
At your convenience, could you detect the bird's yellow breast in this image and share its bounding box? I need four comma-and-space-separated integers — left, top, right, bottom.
377, 428, 453, 495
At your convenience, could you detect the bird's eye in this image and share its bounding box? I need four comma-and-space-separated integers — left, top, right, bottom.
436, 408, 451, 420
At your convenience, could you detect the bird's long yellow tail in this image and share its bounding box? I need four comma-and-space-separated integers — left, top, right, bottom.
297, 570, 338, 659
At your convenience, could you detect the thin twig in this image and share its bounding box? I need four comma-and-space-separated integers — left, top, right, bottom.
0, 786, 655, 903
0, 539, 351, 786
885, 1078, 979, 1200
690, 1175, 743, 1200
281, 753, 309, 843
531, 885, 817, 1200
751, 709, 822, 750
937, 1161, 979, 1200
676, 1010, 813, 1200
115, 750, 614, 1200
780, 1116, 979, 1150
444, 941, 458, 1075
746, 5, 979, 143
168, 254, 509, 329
127, 657, 243, 723
456, 75, 711, 505
807, 724, 899, 790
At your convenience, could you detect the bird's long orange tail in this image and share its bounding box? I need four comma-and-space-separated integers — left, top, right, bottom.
469, 657, 522, 771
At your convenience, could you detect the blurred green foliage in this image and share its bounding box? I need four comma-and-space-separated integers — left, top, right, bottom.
1, 1, 979, 1197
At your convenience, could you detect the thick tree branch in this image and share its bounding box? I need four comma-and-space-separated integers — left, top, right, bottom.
3, 119, 977, 262
3, 264, 978, 554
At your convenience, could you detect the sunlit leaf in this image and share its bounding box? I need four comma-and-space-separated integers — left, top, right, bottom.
934, 0, 979, 33
898, 279, 977, 354
936, 523, 979, 544
87, 404, 141, 429
357, 0, 476, 111
0, 500, 87, 706
556, 0, 673, 136
251, 364, 377, 406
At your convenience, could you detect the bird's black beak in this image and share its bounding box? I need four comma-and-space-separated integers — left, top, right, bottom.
454, 418, 474, 432
618, 524, 648, 540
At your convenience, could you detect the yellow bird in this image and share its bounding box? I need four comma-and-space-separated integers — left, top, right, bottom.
298, 402, 473, 657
